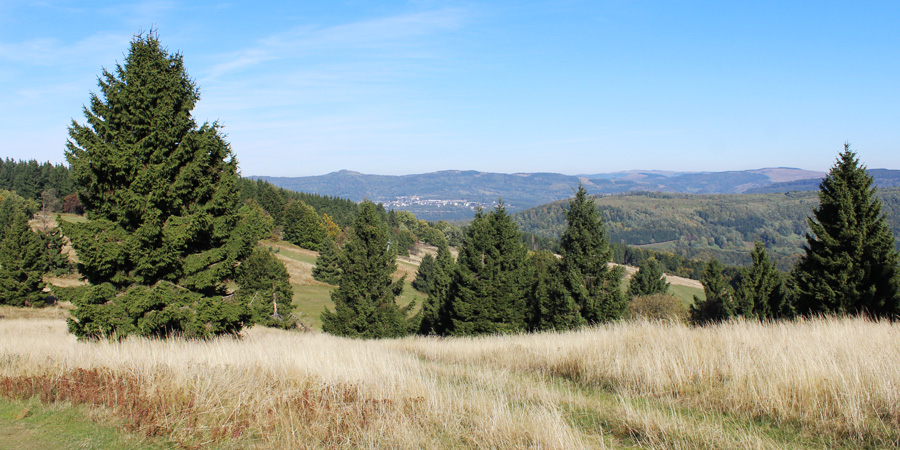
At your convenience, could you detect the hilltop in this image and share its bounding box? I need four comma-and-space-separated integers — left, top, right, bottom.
255, 167, 838, 221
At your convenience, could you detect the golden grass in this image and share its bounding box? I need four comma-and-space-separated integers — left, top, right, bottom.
0, 316, 896, 449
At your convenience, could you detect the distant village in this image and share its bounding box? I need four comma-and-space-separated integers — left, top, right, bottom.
381, 196, 505, 211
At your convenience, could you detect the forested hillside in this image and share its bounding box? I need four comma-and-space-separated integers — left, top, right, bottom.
514, 188, 900, 269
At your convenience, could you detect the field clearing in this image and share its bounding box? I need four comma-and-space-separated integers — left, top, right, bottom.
0, 316, 896, 449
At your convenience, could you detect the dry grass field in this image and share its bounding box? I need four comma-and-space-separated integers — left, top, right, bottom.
0, 316, 897, 449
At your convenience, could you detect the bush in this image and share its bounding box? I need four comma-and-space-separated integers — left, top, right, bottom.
627, 294, 687, 322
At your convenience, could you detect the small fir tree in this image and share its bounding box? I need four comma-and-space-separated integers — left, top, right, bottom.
412, 253, 436, 294
417, 242, 454, 335
560, 185, 626, 323
321, 201, 409, 338
528, 250, 584, 331
235, 247, 296, 329
690, 259, 735, 325
734, 242, 792, 319
793, 145, 900, 317
628, 258, 670, 298
312, 235, 342, 285
447, 203, 529, 335
0, 206, 49, 307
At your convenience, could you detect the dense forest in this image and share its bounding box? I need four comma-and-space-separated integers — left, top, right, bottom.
514, 189, 900, 270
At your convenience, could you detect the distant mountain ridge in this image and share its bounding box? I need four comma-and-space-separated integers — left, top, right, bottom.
253, 167, 900, 221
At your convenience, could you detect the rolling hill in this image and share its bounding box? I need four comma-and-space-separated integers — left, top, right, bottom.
254, 167, 832, 221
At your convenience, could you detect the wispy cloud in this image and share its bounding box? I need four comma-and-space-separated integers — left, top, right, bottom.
206, 9, 464, 79
0, 32, 131, 66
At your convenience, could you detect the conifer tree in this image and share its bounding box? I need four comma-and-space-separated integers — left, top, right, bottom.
0, 206, 48, 307
281, 201, 325, 250
312, 235, 341, 285
690, 259, 735, 324
235, 247, 296, 329
628, 258, 670, 298
321, 201, 408, 338
447, 203, 529, 335
61, 32, 255, 338
734, 242, 791, 319
793, 145, 900, 317
560, 185, 626, 323
417, 242, 454, 335
412, 253, 436, 294
528, 250, 583, 331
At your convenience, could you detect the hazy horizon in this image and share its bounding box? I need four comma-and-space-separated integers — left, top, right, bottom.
2, 1, 898, 177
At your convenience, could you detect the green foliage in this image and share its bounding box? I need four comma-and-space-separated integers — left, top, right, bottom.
412, 253, 436, 294
0, 202, 49, 307
793, 145, 900, 317
64, 282, 250, 339
238, 178, 358, 229
416, 243, 454, 335
627, 293, 687, 322
628, 258, 670, 298
447, 203, 530, 335
0, 159, 74, 203
560, 185, 627, 324
734, 242, 792, 319
527, 250, 584, 331
281, 201, 325, 251
62, 32, 254, 339
235, 247, 296, 329
321, 201, 409, 338
312, 236, 342, 285
690, 259, 736, 325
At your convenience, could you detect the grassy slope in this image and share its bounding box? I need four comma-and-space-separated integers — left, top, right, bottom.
0, 398, 176, 450
0, 317, 895, 449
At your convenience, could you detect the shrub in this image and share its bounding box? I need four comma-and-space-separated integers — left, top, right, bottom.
627, 293, 687, 322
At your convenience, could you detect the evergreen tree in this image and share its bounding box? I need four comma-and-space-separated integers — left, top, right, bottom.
0, 206, 48, 307
321, 201, 409, 338
447, 203, 529, 335
412, 253, 436, 294
281, 200, 325, 250
235, 247, 296, 329
734, 242, 791, 319
794, 145, 900, 317
312, 235, 342, 285
417, 242, 454, 335
559, 185, 626, 323
628, 258, 670, 298
528, 250, 583, 331
61, 32, 255, 338
690, 259, 735, 324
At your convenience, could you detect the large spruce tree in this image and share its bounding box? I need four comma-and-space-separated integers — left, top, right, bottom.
447, 203, 529, 335
560, 185, 626, 323
321, 201, 409, 338
62, 32, 256, 338
794, 145, 900, 317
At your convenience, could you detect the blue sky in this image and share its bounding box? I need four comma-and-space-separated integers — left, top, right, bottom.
1, 1, 898, 177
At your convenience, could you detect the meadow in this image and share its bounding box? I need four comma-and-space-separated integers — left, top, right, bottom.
0, 315, 897, 449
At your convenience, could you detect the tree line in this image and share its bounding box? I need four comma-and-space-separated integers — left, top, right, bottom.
2, 33, 897, 340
